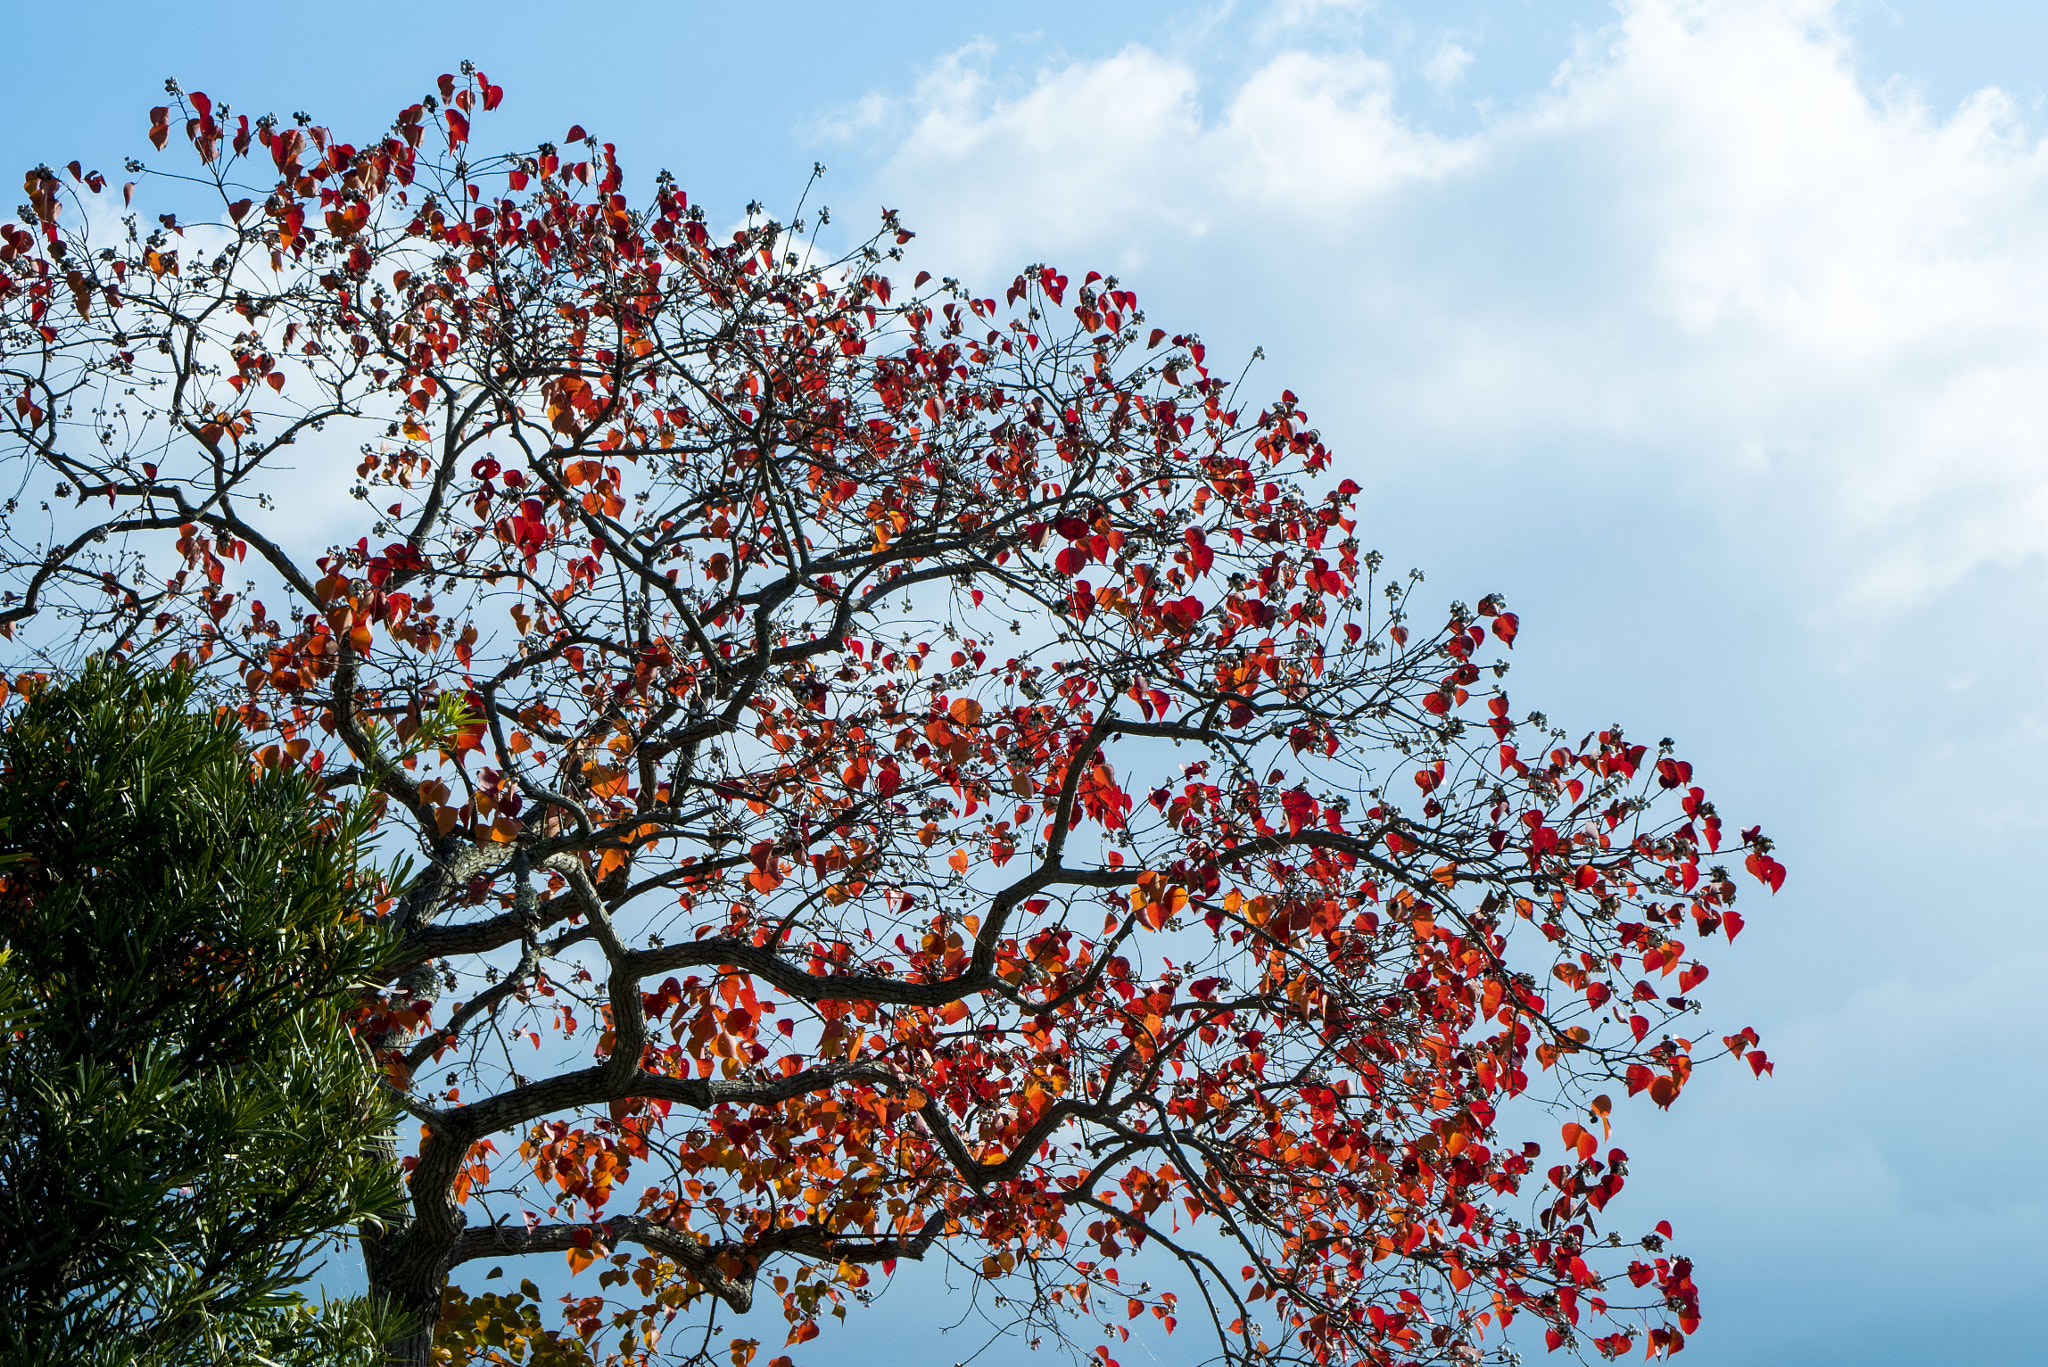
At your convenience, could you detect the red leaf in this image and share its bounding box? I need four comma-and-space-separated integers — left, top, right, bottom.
1656, 758, 1692, 790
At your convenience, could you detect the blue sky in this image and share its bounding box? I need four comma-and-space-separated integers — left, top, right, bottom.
10, 2, 2047, 1362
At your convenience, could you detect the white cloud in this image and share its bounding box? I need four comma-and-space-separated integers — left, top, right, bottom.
841, 40, 1473, 279
1218, 50, 1478, 200
877, 43, 1213, 265
1422, 39, 1473, 90
1548, 0, 2048, 602
852, 0, 2048, 611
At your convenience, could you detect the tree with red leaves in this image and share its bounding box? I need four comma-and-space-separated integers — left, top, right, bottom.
0, 68, 1783, 1367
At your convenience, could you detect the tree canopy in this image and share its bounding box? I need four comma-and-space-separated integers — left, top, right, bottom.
0, 71, 1784, 1367
0, 657, 406, 1363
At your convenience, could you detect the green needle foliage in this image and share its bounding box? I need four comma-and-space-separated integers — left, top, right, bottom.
0, 658, 410, 1364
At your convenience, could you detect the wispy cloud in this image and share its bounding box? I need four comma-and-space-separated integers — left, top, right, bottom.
1422, 38, 1474, 90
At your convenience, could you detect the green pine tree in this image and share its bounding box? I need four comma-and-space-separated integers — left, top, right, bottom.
0, 658, 410, 1364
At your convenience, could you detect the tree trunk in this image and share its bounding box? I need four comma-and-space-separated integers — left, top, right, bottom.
361, 1102, 463, 1367
363, 1213, 450, 1367
365, 963, 454, 1364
